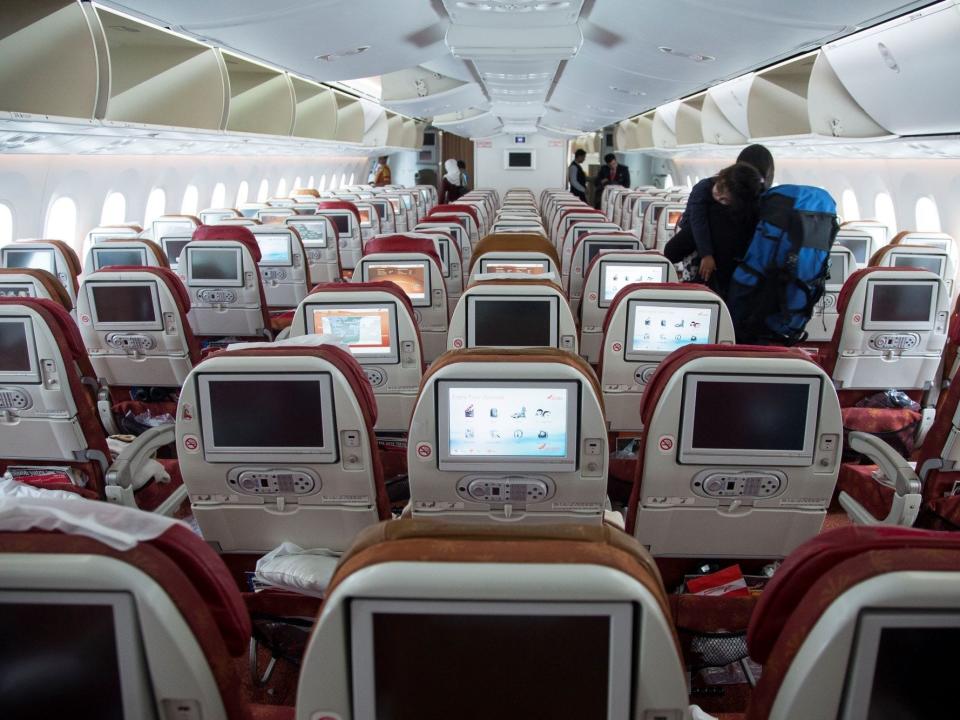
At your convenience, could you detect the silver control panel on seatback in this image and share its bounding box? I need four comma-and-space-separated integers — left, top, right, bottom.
456, 475, 555, 504
227, 467, 318, 495
869, 333, 920, 351
105, 333, 156, 352
692, 470, 784, 499
197, 289, 238, 303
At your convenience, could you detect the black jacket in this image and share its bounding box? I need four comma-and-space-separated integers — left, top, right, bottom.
597, 164, 630, 189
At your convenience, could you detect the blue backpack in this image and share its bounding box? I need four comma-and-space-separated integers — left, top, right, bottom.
727, 185, 839, 344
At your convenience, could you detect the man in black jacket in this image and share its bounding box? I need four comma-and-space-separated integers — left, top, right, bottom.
595, 153, 630, 207
568, 149, 587, 202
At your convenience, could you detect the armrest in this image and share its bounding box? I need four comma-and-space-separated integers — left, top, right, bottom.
105, 425, 176, 490
839, 431, 922, 526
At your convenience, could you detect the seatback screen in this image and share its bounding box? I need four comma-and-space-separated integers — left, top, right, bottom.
666, 209, 683, 228
330, 214, 351, 234
93, 248, 146, 270
0, 321, 30, 372
208, 379, 324, 448
692, 381, 809, 451
837, 236, 869, 264
4, 249, 55, 274
364, 262, 428, 305
189, 248, 241, 282
627, 302, 714, 354
371, 202, 387, 219
310, 306, 393, 357
358, 208, 372, 226
869, 283, 934, 323
586, 241, 639, 265
288, 220, 327, 246
601, 263, 665, 302
827, 252, 848, 287
471, 298, 553, 347
161, 238, 190, 266
254, 234, 292, 266
91, 285, 157, 324
892, 254, 944, 276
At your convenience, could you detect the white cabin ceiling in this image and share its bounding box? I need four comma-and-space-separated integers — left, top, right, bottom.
98, 0, 933, 137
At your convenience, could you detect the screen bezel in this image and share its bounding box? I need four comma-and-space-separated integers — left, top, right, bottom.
624, 299, 720, 361
286, 218, 328, 248
197, 371, 337, 463
598, 260, 668, 307
436, 378, 580, 471
88, 281, 163, 331
160, 236, 192, 267
356, 207, 374, 227
585, 240, 640, 266
91, 246, 148, 271
186, 246, 244, 287
2, 247, 56, 274
361, 259, 432, 307
839, 610, 960, 720
0, 590, 156, 720
678, 373, 821, 466
891, 252, 946, 278
478, 258, 550, 275
0, 316, 40, 383
303, 301, 400, 364
252, 231, 294, 267
863, 279, 938, 331
466, 295, 560, 349
349, 598, 633, 720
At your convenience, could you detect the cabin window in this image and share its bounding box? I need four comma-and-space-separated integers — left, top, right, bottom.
663, 173, 675, 189
341, 173, 348, 188
874, 192, 898, 237
294, 176, 302, 189
0, 204, 13, 246
349, 173, 356, 185
685, 175, 692, 189
144, 188, 166, 228
181, 185, 199, 215
45, 196, 77, 244
257, 179, 269, 203
329, 174, 339, 191
915, 197, 942, 232
100, 192, 126, 225
841, 189, 860, 223
276, 177, 288, 198
308, 175, 315, 188
210, 182, 226, 209
236, 181, 249, 207
319, 174, 328, 191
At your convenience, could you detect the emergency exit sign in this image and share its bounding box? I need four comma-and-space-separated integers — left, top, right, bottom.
514, 136, 526, 144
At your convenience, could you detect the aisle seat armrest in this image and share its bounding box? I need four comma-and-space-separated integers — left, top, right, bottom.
839, 431, 921, 527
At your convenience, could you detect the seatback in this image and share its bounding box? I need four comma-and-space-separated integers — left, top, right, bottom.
151, 214, 201, 244
640, 201, 672, 249
289, 281, 423, 432
579, 251, 679, 363
158, 234, 195, 271
369, 198, 395, 233
552, 210, 604, 248
178, 226, 271, 339
0, 269, 74, 309
600, 284, 735, 431
835, 228, 878, 269
237, 202, 267, 219
76, 267, 200, 388
0, 298, 110, 496
1, 240, 81, 307
457, 199, 490, 236
841, 219, 889, 253
744, 526, 960, 720
415, 221, 471, 266
82, 239, 168, 274
430, 204, 480, 245
891, 230, 957, 265
448, 279, 578, 353
872, 241, 955, 298
317, 201, 363, 270
410, 229, 465, 313
198, 208, 241, 225
803, 246, 857, 342
820, 268, 949, 393
255, 206, 294, 225
295, 519, 688, 720
248, 225, 310, 309
629, 345, 842, 559
354, 201, 382, 245
567, 230, 642, 295
406, 348, 609, 525
83, 224, 143, 259
381, 195, 409, 232
0, 499, 258, 720
627, 195, 659, 234
355, 238, 448, 363
653, 203, 686, 251
286, 214, 342, 284
469, 232, 561, 282
176, 344, 390, 553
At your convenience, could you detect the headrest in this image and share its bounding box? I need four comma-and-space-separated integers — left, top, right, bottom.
470, 233, 561, 274
362, 238, 442, 270
211, 344, 378, 429
292, 188, 320, 198
748, 526, 960, 664
89, 267, 192, 317
0, 268, 73, 311
868, 244, 945, 267
467, 277, 565, 294
316, 201, 361, 221
602, 282, 715, 336
582, 250, 668, 287
97, 238, 169, 268
308, 280, 417, 320
190, 225, 261, 263
423, 347, 603, 413
432, 204, 479, 225
0, 297, 85, 361
639, 344, 820, 428
0, 496, 251, 656
427, 214, 469, 230
13, 240, 82, 286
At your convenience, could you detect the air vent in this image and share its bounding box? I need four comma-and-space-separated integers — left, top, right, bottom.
658, 47, 716, 63
316, 46, 371, 62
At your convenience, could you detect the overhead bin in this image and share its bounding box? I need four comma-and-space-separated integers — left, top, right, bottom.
807, 52, 890, 138
0, 0, 107, 120
222, 52, 295, 136
614, 113, 653, 151
98, 9, 227, 130
747, 54, 815, 140
333, 93, 365, 144
821, 0, 960, 136
675, 94, 705, 145
701, 75, 752, 145
652, 102, 679, 149
385, 113, 406, 147
291, 78, 339, 140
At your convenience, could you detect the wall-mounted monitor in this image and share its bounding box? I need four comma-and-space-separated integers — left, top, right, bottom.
864, 280, 938, 330
306, 302, 399, 363
466, 296, 559, 348
437, 379, 580, 471
197, 372, 337, 463
585, 239, 640, 265
253, 232, 293, 266
478, 259, 550, 276
160, 236, 192, 267
350, 598, 632, 720
679, 373, 820, 466
624, 300, 719, 359
2, 248, 55, 274
91, 247, 147, 271
287, 219, 327, 247
362, 260, 431, 306
186, 246, 243, 287
504, 150, 536, 170
598, 261, 667, 306
0, 317, 39, 383
0, 590, 155, 718
891, 253, 946, 277
89, 282, 161, 330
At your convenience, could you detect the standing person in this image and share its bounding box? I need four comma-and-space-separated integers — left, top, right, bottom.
595, 153, 630, 207
373, 156, 392, 186
568, 149, 588, 202
441, 158, 465, 203
457, 160, 469, 191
